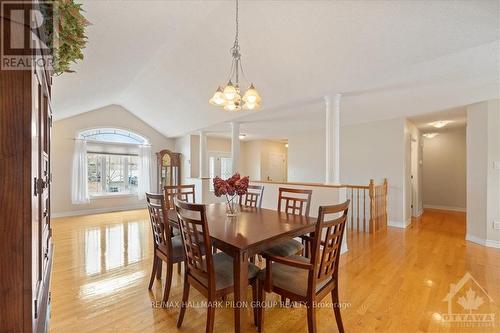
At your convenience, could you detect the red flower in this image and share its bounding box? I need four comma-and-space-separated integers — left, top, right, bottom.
213, 173, 249, 198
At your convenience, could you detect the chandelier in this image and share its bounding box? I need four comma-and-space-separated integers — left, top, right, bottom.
209, 0, 261, 111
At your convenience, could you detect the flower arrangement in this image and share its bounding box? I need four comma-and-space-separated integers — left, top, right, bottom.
213, 173, 249, 216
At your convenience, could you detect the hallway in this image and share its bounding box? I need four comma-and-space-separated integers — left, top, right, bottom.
50, 209, 500, 332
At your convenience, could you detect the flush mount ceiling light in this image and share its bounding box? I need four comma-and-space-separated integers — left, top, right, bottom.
429, 120, 453, 128
239, 134, 246, 140
209, 0, 261, 112
423, 133, 439, 139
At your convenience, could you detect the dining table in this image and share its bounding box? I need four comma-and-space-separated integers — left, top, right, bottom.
170, 202, 316, 333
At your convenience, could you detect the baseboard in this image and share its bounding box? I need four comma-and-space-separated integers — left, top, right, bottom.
465, 234, 486, 246
413, 209, 424, 218
485, 239, 500, 249
388, 220, 410, 228
423, 205, 466, 212
52, 204, 146, 218
465, 234, 500, 249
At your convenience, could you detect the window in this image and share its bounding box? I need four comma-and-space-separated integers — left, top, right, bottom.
72, 128, 150, 202
87, 153, 139, 196
80, 128, 147, 145
208, 152, 232, 191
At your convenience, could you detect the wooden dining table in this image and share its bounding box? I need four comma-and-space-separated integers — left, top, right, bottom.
169, 202, 316, 333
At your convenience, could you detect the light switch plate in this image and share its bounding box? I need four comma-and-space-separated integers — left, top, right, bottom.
494, 220, 500, 230
494, 161, 500, 170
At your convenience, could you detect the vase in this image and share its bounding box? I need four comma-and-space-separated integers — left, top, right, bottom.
225, 198, 240, 217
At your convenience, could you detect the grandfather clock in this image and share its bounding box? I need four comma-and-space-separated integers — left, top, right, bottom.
156, 149, 181, 191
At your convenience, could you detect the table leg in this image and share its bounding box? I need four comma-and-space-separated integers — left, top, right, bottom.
233, 250, 248, 333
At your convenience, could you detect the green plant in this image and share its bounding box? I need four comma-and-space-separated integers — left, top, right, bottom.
43, 0, 90, 75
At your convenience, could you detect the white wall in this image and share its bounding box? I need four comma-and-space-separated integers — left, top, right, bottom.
422, 127, 466, 211
340, 117, 407, 227
52, 105, 175, 217
288, 129, 326, 183
466, 99, 500, 247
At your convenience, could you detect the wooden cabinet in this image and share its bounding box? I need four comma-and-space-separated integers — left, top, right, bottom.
0, 12, 53, 333
156, 149, 181, 191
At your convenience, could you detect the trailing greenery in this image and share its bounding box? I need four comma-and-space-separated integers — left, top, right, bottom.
42, 0, 90, 75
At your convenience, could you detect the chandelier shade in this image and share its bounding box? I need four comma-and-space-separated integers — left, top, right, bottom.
209, 0, 261, 112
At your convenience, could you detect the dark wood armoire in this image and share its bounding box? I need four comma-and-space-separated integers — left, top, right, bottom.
0, 3, 54, 332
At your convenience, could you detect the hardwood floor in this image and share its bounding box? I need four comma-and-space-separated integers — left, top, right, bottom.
50, 209, 500, 332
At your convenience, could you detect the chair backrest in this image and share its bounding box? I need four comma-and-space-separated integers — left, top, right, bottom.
164, 184, 195, 209
239, 184, 264, 208
309, 200, 350, 293
278, 187, 312, 216
146, 192, 172, 250
174, 198, 215, 289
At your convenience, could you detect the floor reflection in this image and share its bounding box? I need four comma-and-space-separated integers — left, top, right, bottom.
83, 220, 146, 277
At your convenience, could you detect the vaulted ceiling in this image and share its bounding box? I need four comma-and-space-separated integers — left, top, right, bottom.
52, 0, 499, 138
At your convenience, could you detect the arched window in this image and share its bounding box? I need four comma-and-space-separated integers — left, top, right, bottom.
78, 127, 149, 145
72, 128, 151, 202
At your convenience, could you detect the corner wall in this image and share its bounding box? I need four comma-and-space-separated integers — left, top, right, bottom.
466, 99, 500, 248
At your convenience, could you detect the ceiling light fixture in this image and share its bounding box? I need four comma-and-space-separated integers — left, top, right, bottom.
239, 134, 246, 140
285, 143, 289, 148
209, 0, 261, 112
429, 120, 452, 128
423, 133, 439, 139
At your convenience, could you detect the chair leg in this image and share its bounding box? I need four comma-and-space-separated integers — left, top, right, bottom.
257, 281, 266, 333
332, 288, 345, 333
177, 274, 190, 328
156, 259, 162, 279
307, 302, 317, 333
148, 256, 157, 290
177, 261, 182, 274
251, 281, 258, 326
206, 300, 215, 333
163, 261, 173, 303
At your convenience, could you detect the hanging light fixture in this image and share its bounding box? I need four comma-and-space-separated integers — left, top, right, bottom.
209, 0, 261, 112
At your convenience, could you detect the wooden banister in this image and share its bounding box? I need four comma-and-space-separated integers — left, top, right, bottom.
343, 178, 388, 233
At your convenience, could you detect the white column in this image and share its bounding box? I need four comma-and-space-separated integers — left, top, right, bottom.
325, 94, 341, 184
199, 131, 208, 178
231, 122, 240, 173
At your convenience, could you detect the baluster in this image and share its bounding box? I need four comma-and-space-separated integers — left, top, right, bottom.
356, 188, 360, 231
363, 188, 366, 232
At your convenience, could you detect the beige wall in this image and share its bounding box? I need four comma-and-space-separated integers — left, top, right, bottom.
340, 117, 407, 227
241, 140, 262, 180
175, 136, 287, 183
287, 129, 326, 183
466, 99, 500, 247
52, 105, 174, 216
422, 127, 466, 211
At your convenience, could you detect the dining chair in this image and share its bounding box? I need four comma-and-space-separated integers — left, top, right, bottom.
164, 184, 196, 273
257, 200, 350, 333
260, 187, 312, 257
239, 184, 264, 208
164, 184, 196, 209
174, 198, 261, 333
146, 192, 185, 303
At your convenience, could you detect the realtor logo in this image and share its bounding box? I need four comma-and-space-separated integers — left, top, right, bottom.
1, 1, 55, 70
441, 272, 495, 327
